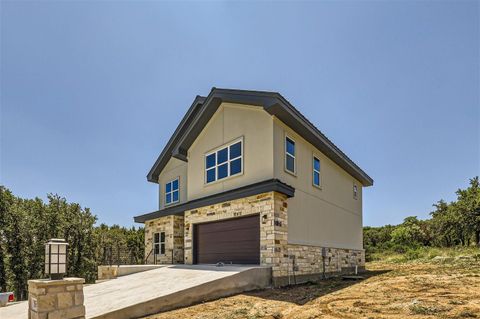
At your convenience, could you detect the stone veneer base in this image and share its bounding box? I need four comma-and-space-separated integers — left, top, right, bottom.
143, 191, 365, 286
144, 215, 184, 264
272, 266, 366, 287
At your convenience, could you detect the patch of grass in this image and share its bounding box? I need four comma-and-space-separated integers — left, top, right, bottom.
456, 310, 478, 318
409, 304, 447, 315
272, 312, 283, 319
231, 308, 249, 316
370, 247, 480, 264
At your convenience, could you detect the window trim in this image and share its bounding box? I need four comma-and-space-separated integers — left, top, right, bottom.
312, 155, 322, 189
153, 232, 166, 256
165, 177, 180, 206
284, 135, 296, 176
204, 137, 244, 185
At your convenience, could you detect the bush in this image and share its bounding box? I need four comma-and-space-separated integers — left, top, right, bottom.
404, 248, 420, 261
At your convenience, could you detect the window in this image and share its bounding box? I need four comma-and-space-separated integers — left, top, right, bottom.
165, 178, 179, 205
205, 139, 243, 184
153, 232, 165, 255
285, 136, 296, 174
353, 184, 358, 200
313, 156, 321, 187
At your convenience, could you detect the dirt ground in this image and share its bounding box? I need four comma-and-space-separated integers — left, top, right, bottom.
144, 260, 480, 319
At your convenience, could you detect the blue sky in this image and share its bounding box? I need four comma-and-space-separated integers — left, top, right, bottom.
1, 1, 478, 227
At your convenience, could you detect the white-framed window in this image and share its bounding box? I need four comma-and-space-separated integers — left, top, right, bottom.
313, 156, 321, 187
353, 184, 358, 200
165, 178, 179, 205
205, 139, 243, 184
154, 232, 165, 255
285, 136, 296, 174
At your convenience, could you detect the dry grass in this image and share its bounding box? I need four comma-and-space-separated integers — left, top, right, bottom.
144, 259, 480, 319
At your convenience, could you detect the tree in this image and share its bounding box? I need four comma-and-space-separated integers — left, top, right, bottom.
0, 186, 144, 300
455, 177, 480, 246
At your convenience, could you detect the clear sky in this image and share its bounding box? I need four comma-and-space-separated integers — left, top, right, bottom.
1, 1, 478, 227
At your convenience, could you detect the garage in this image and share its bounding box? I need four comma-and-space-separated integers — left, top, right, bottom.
193, 215, 260, 264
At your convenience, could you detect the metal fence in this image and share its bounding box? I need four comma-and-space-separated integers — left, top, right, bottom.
98, 245, 145, 266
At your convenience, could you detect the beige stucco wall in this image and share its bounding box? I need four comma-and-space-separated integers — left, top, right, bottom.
157, 157, 188, 210
152, 103, 365, 251
273, 117, 364, 250
187, 103, 274, 201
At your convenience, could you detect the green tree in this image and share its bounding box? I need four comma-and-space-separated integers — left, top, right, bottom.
390, 217, 427, 250
455, 177, 480, 246
0, 186, 144, 300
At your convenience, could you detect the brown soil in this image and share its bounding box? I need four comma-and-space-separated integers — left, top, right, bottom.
144, 261, 480, 319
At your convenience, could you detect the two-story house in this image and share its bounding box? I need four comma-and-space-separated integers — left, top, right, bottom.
134, 88, 373, 286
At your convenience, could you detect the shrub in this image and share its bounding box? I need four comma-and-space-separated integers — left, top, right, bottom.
404, 248, 420, 261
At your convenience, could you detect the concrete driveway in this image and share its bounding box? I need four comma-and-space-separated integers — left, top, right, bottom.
0, 265, 271, 319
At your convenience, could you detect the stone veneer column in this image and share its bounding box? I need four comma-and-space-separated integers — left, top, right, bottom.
260, 192, 289, 283
28, 277, 85, 319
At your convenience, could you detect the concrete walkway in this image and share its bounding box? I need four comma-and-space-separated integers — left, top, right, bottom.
0, 265, 271, 319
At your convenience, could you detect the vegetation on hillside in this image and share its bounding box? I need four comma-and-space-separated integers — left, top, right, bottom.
0, 186, 144, 300
364, 176, 480, 261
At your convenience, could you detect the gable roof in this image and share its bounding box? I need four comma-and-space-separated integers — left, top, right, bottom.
147, 88, 373, 186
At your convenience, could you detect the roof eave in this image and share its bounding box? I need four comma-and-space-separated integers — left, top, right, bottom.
146, 96, 206, 183
148, 88, 373, 187
134, 179, 295, 223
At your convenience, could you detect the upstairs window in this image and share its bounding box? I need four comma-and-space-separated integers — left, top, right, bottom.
313, 156, 321, 187
285, 136, 296, 174
205, 139, 243, 184
154, 232, 165, 255
353, 184, 358, 200
165, 178, 179, 205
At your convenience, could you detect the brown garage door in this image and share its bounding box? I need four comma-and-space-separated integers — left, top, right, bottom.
194, 215, 260, 264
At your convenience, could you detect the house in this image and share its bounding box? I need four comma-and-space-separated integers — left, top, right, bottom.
134, 88, 373, 286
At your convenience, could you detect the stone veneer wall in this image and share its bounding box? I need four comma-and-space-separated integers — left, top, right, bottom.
282, 244, 365, 285
182, 191, 365, 286
28, 278, 85, 319
145, 215, 184, 264
184, 191, 289, 276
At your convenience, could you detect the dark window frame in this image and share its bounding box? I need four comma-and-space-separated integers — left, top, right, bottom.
285, 136, 296, 175
165, 178, 179, 206
205, 138, 243, 184
313, 156, 321, 188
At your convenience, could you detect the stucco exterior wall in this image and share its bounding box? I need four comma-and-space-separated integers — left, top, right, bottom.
157, 157, 188, 210
273, 118, 364, 250
187, 103, 274, 201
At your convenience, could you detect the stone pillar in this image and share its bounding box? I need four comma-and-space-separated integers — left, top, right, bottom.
28, 277, 85, 319
261, 192, 289, 286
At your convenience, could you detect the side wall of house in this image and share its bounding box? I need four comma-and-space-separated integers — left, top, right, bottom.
187, 103, 275, 201
273, 118, 364, 251
157, 157, 188, 210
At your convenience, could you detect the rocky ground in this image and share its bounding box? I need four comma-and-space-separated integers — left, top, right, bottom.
144, 259, 480, 319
